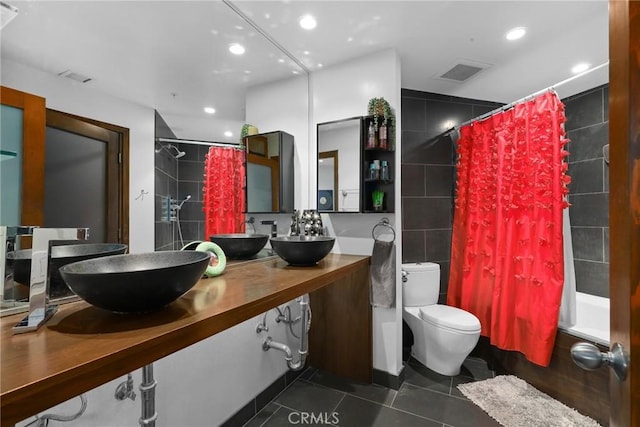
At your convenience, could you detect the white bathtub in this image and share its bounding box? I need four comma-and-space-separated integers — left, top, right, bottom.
560, 292, 610, 346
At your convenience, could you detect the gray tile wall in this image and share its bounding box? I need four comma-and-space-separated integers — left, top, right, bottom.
174, 142, 207, 245
563, 85, 610, 297
400, 89, 502, 300
154, 111, 177, 251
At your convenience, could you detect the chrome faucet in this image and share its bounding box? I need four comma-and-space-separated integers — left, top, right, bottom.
2, 226, 39, 308
13, 227, 89, 334
261, 220, 278, 238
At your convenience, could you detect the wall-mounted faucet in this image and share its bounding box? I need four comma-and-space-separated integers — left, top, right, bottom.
261, 220, 278, 238
13, 227, 89, 334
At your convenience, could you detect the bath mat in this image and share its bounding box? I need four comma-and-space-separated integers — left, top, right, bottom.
457, 375, 601, 427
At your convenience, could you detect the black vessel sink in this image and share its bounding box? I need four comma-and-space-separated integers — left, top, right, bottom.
270, 236, 335, 266
209, 234, 269, 259
6, 243, 128, 298
58, 251, 210, 313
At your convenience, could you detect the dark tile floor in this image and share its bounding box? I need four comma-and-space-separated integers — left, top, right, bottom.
243, 357, 501, 427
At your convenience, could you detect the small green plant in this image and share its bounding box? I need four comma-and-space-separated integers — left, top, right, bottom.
367, 97, 393, 130
240, 124, 258, 140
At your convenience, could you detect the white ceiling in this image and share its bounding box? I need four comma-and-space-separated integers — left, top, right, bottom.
1, 1, 609, 142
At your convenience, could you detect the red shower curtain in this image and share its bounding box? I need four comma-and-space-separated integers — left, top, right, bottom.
447, 91, 570, 367
203, 146, 246, 238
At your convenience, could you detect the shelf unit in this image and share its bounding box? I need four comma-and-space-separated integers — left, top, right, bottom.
361, 115, 395, 213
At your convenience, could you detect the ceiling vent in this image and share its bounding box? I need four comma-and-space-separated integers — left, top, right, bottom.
58, 70, 93, 83
436, 60, 491, 83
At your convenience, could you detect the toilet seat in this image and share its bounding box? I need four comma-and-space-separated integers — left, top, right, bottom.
419, 305, 481, 333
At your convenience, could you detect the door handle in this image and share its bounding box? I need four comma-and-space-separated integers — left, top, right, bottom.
570, 342, 629, 381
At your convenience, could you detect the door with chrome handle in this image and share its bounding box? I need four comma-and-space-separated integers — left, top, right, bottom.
571, 342, 629, 381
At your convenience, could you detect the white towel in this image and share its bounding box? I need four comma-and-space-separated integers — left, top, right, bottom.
370, 240, 396, 308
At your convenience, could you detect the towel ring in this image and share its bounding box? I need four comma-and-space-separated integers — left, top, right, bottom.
372, 217, 396, 242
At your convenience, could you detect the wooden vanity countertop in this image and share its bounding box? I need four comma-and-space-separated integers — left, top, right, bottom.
0, 253, 369, 427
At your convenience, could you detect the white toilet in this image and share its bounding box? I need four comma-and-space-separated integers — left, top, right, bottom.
402, 262, 481, 376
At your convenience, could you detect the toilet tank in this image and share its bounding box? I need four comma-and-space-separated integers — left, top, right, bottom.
402, 262, 440, 307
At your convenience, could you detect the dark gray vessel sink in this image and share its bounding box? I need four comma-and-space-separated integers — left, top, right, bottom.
58, 251, 210, 313
209, 234, 269, 259
270, 236, 335, 266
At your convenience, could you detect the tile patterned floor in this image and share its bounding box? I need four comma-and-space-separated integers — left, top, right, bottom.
243, 357, 502, 427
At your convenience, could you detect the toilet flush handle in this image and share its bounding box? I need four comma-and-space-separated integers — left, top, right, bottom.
402, 270, 409, 282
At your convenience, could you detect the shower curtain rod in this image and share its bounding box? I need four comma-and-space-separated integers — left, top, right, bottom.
442, 61, 609, 136
156, 137, 243, 149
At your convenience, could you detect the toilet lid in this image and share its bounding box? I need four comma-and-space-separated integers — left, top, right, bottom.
419, 305, 481, 332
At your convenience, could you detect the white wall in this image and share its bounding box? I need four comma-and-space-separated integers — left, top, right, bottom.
245, 75, 310, 209
311, 49, 403, 376
1, 59, 154, 253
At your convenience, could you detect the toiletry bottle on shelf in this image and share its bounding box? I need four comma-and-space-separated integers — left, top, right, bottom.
369, 163, 379, 180
379, 122, 388, 150
366, 122, 376, 149
381, 161, 390, 181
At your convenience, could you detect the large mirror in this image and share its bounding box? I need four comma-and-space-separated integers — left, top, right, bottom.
317, 118, 362, 212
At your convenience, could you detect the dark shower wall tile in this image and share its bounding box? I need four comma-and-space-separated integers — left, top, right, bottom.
155, 150, 178, 179
403, 197, 452, 230
401, 164, 426, 197
402, 131, 454, 165
178, 181, 201, 202
179, 200, 204, 221
179, 220, 203, 243
154, 169, 176, 199
571, 227, 604, 262
176, 142, 200, 162
604, 228, 609, 262
574, 260, 609, 298
564, 87, 606, 131
566, 123, 608, 162
568, 159, 604, 194
439, 261, 451, 297
425, 100, 473, 139
401, 97, 427, 132
569, 193, 608, 227
425, 229, 452, 262
426, 165, 454, 196
402, 230, 425, 263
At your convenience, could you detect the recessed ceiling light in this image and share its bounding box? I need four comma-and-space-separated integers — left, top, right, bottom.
299, 14, 317, 30
303, 50, 310, 55
571, 63, 590, 74
224, 131, 233, 137
505, 27, 526, 41
204, 107, 216, 114
229, 43, 245, 55
278, 58, 285, 63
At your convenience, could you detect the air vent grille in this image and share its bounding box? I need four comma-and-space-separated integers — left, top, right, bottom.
58, 70, 93, 83
440, 64, 483, 82
435, 60, 491, 83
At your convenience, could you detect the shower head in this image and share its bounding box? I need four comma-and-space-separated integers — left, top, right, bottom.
177, 194, 191, 209
155, 144, 186, 159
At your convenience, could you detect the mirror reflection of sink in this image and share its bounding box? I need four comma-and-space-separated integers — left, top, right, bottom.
209, 234, 269, 259
58, 251, 210, 313
270, 236, 336, 266
6, 243, 128, 299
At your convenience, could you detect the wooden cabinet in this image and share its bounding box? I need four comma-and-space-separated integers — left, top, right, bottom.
361, 115, 395, 213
